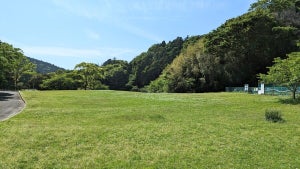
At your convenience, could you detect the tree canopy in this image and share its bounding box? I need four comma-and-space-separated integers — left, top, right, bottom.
74, 62, 104, 90
259, 52, 300, 99
0, 41, 36, 90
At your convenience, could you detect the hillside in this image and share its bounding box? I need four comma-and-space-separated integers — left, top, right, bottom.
2, 0, 299, 91
146, 0, 300, 93
28, 57, 64, 74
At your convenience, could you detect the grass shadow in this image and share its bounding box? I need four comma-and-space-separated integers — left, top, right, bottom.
278, 97, 300, 105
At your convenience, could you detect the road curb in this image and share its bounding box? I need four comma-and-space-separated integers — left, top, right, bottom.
18, 91, 26, 103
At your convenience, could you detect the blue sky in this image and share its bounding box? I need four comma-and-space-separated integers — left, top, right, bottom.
1, 0, 256, 69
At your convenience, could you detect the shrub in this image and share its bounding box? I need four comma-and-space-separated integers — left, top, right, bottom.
265, 109, 283, 122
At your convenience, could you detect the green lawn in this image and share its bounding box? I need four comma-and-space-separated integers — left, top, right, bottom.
0, 90, 299, 168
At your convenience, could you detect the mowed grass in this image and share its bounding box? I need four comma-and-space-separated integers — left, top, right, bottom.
0, 90, 299, 168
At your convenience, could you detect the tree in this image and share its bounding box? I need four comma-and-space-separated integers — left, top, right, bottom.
74, 62, 103, 90
0, 41, 14, 88
249, 0, 295, 12
127, 37, 184, 90
11, 49, 36, 90
259, 52, 300, 99
0, 41, 36, 90
102, 59, 129, 90
40, 71, 80, 90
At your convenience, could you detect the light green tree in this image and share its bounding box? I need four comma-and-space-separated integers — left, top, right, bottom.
259, 52, 300, 99
74, 62, 103, 90
11, 49, 36, 90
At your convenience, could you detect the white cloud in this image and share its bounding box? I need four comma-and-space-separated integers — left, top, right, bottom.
52, 0, 111, 20
131, 0, 216, 12
22, 46, 136, 59
51, 0, 165, 42
85, 29, 100, 40
22, 46, 100, 58
50, 0, 228, 43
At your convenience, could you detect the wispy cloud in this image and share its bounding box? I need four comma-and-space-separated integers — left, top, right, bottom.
51, 0, 227, 43
22, 46, 100, 58
22, 46, 136, 59
52, 0, 115, 21
51, 0, 168, 42
130, 0, 219, 12
85, 29, 100, 40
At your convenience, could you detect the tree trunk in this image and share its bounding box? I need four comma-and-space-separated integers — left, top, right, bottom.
292, 90, 296, 100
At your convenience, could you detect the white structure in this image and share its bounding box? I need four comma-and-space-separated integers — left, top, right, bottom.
244, 84, 249, 92
258, 83, 265, 95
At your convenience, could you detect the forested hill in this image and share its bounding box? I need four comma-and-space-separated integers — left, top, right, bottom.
28, 57, 64, 74
146, 0, 300, 92
1, 0, 299, 91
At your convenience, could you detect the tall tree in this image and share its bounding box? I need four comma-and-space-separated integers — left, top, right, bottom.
74, 62, 103, 90
102, 59, 129, 90
11, 49, 36, 90
0, 41, 13, 88
0, 41, 35, 90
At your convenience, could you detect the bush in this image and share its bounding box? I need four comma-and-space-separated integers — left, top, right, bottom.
265, 109, 283, 122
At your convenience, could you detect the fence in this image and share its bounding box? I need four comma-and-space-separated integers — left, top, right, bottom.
225, 87, 258, 94
263, 86, 300, 96
226, 85, 300, 96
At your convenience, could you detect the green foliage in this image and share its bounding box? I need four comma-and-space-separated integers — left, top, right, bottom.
165, 39, 206, 92
102, 59, 129, 90
2, 0, 300, 92
265, 109, 283, 122
74, 62, 104, 90
11, 51, 36, 90
145, 74, 169, 93
259, 52, 300, 99
149, 9, 298, 93
128, 37, 184, 90
204, 10, 296, 88
40, 71, 81, 90
249, 0, 296, 12
250, 0, 300, 38
0, 41, 36, 90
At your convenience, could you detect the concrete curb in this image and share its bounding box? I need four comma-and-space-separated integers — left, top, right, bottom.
18, 91, 26, 103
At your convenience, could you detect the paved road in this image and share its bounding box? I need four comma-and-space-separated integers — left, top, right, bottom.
0, 91, 25, 121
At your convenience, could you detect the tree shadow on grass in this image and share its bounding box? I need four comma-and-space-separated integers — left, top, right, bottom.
278, 97, 300, 105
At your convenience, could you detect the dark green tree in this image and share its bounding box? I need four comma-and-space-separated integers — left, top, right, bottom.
127, 37, 184, 90
40, 71, 80, 90
102, 59, 129, 90
204, 10, 297, 90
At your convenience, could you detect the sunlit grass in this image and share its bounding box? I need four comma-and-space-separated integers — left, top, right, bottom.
0, 90, 299, 168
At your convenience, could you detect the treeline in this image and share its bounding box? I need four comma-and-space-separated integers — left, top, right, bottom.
1, 0, 299, 92
0, 41, 36, 90
148, 0, 300, 92
34, 36, 186, 91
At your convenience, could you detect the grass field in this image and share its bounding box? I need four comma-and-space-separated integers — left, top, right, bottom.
0, 90, 299, 168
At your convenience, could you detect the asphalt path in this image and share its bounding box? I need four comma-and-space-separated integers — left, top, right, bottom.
0, 91, 25, 121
